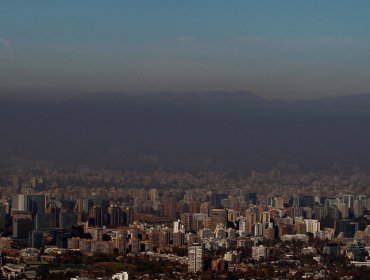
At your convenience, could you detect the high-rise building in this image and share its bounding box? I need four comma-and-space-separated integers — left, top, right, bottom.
59, 212, 78, 229
189, 200, 200, 215
13, 219, 34, 239
336, 202, 349, 218
173, 220, 182, 233
30, 231, 44, 249
108, 206, 122, 227
325, 198, 338, 208
246, 211, 256, 235
173, 232, 185, 247
149, 188, 159, 202
159, 230, 171, 246
294, 222, 307, 234
343, 194, 355, 209
210, 209, 227, 230
314, 206, 327, 220
253, 222, 264, 237
238, 218, 248, 235
244, 192, 258, 205
328, 205, 341, 219
259, 211, 271, 224
0, 203, 6, 231
26, 195, 46, 214
304, 219, 320, 236
278, 224, 294, 238
12, 175, 20, 194
274, 197, 285, 209
113, 236, 127, 254
149, 188, 159, 210
130, 237, 140, 254
148, 230, 160, 248
50, 228, 70, 248
12, 194, 46, 214
184, 190, 194, 204
163, 193, 177, 219
176, 202, 189, 217
35, 213, 55, 232
335, 220, 358, 238
200, 201, 211, 217
211, 193, 228, 208
192, 213, 206, 231
76, 198, 89, 220
12, 194, 26, 211
122, 207, 133, 225
353, 200, 365, 218
89, 206, 105, 227
188, 245, 203, 273
299, 195, 315, 208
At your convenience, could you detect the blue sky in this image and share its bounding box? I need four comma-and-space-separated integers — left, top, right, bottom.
1, 1, 370, 99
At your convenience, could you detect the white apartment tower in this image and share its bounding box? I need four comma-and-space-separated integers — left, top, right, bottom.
188, 245, 203, 273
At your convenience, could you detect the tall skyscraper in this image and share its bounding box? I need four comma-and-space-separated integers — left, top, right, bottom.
173, 220, 184, 233
0, 203, 6, 231
12, 175, 20, 194
343, 194, 355, 209
188, 245, 203, 273
149, 188, 159, 203
181, 213, 193, 232
108, 206, 122, 227
163, 193, 177, 219
12, 194, 26, 211
27, 195, 46, 214
353, 199, 365, 218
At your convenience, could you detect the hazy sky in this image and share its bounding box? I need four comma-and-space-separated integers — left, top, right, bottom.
1, 1, 370, 99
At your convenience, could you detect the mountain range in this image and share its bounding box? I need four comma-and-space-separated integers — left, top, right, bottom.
1, 91, 370, 173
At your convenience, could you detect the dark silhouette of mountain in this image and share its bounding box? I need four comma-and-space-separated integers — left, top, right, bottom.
1, 91, 370, 172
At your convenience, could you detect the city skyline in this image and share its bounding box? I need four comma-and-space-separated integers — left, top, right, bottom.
1, 2, 370, 279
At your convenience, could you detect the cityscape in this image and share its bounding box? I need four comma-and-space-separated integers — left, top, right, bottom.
2, 1, 370, 279
0, 160, 369, 279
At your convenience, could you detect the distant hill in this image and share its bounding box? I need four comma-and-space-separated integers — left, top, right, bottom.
1, 91, 370, 172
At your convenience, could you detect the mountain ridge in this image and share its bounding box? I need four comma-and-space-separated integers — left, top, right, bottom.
1, 91, 370, 172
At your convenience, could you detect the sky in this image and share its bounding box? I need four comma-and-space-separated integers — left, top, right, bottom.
1, 1, 370, 99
